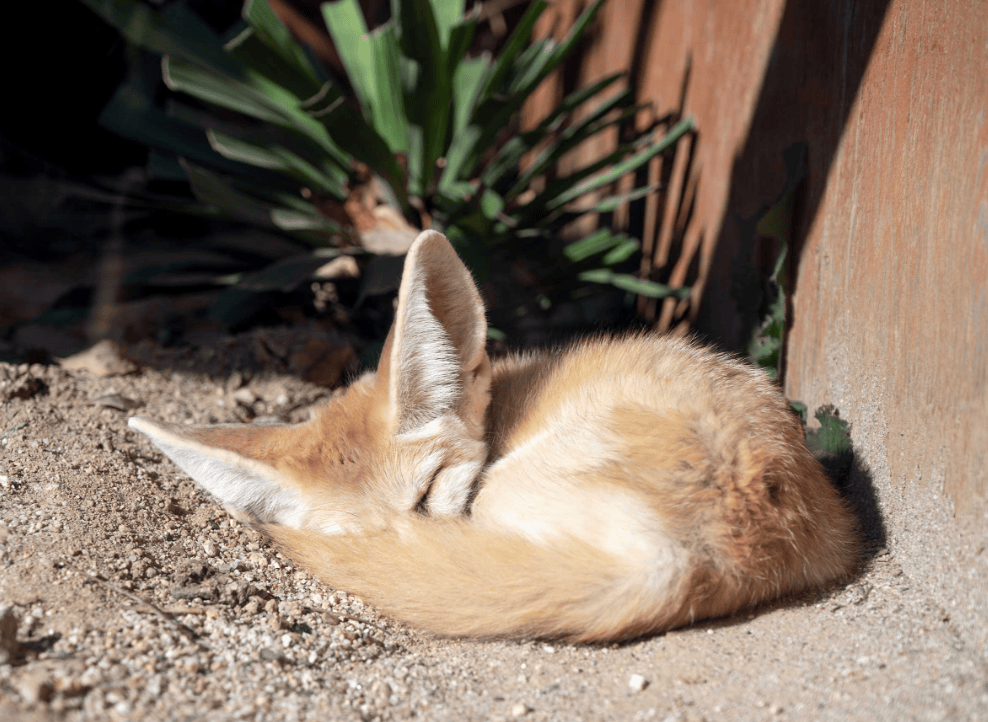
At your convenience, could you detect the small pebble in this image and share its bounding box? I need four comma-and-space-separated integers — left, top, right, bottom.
233, 388, 257, 406
0, 607, 20, 664
511, 702, 531, 717
16, 671, 53, 705
629, 674, 648, 692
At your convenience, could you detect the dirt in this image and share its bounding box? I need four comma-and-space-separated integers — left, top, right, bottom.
1, 341, 986, 722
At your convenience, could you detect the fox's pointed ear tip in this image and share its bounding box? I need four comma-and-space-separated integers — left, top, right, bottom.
127, 416, 154, 434
411, 229, 451, 250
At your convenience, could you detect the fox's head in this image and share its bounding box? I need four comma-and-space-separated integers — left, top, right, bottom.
129, 231, 492, 534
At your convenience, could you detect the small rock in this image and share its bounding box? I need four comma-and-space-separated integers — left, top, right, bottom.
232, 388, 257, 406
220, 580, 255, 607
164, 501, 185, 517
2, 375, 46, 401
628, 674, 648, 692
314, 255, 360, 280
259, 648, 286, 662
511, 702, 531, 717
202, 539, 217, 557
173, 559, 212, 586
0, 607, 20, 664
267, 615, 287, 631
57, 339, 137, 377
16, 670, 54, 705
53, 674, 85, 697
91, 392, 142, 412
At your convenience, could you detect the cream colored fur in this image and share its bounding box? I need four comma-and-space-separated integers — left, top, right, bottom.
129, 230, 858, 642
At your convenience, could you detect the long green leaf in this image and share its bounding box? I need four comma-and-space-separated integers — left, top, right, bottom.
207, 129, 345, 197
477, 74, 626, 193
163, 55, 344, 161
446, 11, 478, 73
224, 26, 320, 100
397, 0, 451, 193
242, 0, 322, 89
185, 161, 344, 245
600, 239, 641, 265
581, 184, 658, 215
306, 98, 409, 209
182, 161, 274, 226
221, 251, 344, 294
506, 89, 636, 198
546, 0, 604, 69
482, 0, 547, 96
577, 269, 689, 299
164, 54, 373, 189
515, 134, 653, 227
538, 72, 625, 131
548, 117, 694, 209
478, 133, 530, 189
462, 1, 606, 179
167, 98, 349, 187
321, 0, 377, 118
508, 39, 557, 95
429, 0, 466, 50
439, 57, 489, 192
562, 229, 633, 263
370, 25, 409, 152
270, 208, 344, 234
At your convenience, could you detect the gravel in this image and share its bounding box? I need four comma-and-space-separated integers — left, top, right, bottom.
0, 355, 986, 721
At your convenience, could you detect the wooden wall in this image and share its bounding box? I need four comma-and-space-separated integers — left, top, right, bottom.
525, 0, 988, 655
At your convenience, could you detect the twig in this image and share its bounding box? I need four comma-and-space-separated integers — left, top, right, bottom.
88, 573, 206, 648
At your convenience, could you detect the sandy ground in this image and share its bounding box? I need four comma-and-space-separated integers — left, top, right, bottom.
1, 344, 986, 722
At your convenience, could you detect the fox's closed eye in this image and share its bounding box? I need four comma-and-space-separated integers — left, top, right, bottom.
415, 466, 444, 515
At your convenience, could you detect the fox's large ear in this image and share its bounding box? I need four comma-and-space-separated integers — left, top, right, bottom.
127, 417, 304, 527
385, 230, 491, 435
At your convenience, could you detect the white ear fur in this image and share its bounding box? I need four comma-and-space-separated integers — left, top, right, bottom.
128, 417, 305, 527
388, 230, 490, 434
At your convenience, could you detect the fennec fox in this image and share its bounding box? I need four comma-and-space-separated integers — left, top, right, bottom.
129, 230, 857, 642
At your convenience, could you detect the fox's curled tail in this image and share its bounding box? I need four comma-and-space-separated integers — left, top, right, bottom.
264, 520, 688, 642
266, 520, 704, 643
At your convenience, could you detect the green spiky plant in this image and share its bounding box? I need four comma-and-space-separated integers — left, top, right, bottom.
81, 0, 693, 327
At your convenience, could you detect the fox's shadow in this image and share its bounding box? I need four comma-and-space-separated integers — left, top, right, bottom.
808, 410, 886, 562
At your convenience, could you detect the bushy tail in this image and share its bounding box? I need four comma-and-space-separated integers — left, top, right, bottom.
265, 520, 690, 642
